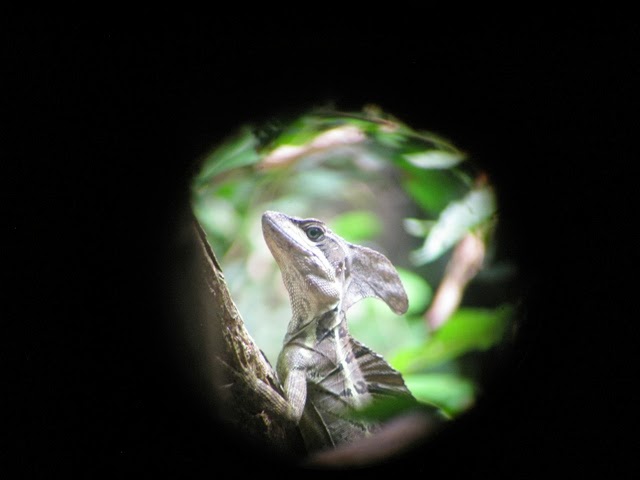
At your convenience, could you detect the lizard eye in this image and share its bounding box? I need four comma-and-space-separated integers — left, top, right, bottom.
304, 225, 324, 241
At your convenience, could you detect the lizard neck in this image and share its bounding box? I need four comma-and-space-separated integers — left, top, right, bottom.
284, 302, 343, 345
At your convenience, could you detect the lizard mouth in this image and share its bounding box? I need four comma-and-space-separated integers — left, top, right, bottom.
261, 211, 306, 256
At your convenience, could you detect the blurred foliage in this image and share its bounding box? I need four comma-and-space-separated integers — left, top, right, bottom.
392, 304, 514, 372
406, 185, 496, 265
330, 210, 382, 244
404, 374, 475, 417
191, 106, 517, 420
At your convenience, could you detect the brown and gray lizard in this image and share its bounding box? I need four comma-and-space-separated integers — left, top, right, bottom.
261, 210, 416, 452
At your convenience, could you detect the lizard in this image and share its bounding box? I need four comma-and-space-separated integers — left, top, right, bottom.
261, 210, 416, 452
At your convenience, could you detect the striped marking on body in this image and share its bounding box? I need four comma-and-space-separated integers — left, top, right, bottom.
333, 328, 368, 408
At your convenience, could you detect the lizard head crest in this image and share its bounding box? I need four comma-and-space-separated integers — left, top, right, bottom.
262, 211, 408, 320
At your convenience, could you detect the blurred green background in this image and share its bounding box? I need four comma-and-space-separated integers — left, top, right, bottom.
191, 107, 519, 418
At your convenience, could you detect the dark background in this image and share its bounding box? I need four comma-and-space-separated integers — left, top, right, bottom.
5, 10, 636, 475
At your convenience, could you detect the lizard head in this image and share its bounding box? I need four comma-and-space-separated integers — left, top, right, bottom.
262, 211, 344, 317
262, 211, 408, 322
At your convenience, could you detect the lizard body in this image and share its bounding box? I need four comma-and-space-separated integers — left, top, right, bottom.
262, 211, 415, 451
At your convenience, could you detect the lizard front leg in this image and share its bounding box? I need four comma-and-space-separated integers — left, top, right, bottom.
277, 345, 312, 424
221, 345, 309, 424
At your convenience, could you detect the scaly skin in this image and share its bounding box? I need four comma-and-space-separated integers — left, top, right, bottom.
262, 211, 414, 451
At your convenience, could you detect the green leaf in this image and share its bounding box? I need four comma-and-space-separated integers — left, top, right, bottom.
402, 169, 469, 215
270, 118, 323, 146
411, 185, 496, 265
403, 218, 436, 237
195, 127, 260, 185
349, 395, 419, 422
404, 150, 465, 169
392, 304, 514, 372
269, 113, 370, 147
371, 130, 407, 149
397, 268, 432, 316
404, 373, 475, 416
329, 210, 382, 243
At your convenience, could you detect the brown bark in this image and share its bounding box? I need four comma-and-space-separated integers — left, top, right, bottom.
186, 218, 305, 459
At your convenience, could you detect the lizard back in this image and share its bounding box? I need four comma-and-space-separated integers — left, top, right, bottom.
278, 310, 414, 450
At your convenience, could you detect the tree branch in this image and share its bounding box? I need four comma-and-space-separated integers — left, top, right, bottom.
189, 218, 305, 458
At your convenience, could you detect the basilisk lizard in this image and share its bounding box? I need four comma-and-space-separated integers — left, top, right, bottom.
262, 210, 416, 452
